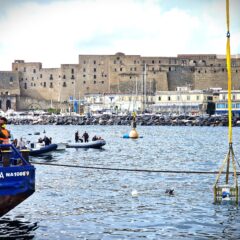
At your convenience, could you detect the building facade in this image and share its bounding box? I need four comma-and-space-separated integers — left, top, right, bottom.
153, 88, 213, 114
0, 53, 239, 110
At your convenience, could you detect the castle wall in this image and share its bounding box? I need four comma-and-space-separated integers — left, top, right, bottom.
0, 53, 239, 111
0, 71, 20, 95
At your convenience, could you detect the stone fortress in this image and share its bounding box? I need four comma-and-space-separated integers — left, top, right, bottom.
0, 52, 239, 111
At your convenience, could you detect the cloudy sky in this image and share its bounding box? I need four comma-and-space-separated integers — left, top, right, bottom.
0, 0, 239, 70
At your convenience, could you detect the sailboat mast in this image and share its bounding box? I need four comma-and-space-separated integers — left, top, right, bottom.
142, 63, 147, 112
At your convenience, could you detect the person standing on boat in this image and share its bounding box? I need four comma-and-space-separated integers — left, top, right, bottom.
82, 131, 89, 142
75, 131, 79, 142
0, 117, 10, 144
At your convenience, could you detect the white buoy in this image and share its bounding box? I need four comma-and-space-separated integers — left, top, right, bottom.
131, 189, 139, 197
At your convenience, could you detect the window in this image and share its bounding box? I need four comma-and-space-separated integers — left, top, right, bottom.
71, 75, 75, 79
196, 96, 200, 100
40, 74, 42, 78
50, 82, 53, 88
94, 75, 97, 79
94, 68, 97, 72
134, 60, 136, 64
83, 60, 86, 64
152, 67, 154, 71
71, 69, 74, 74
159, 60, 161, 63
63, 82, 66, 87
83, 68, 86, 72
83, 81, 86, 84
24, 67, 26, 72
187, 96, 190, 100
50, 74, 53, 80
93, 60, 96, 64
233, 95, 236, 100
152, 60, 155, 64
10, 77, 13, 82
177, 96, 180, 101
158, 96, 161, 101
43, 82, 46, 87
198, 70, 201, 73
102, 81, 104, 84
83, 74, 86, 77
24, 83, 27, 89
94, 81, 96, 84
32, 77, 34, 80
15, 68, 18, 71
168, 96, 171, 101
134, 67, 137, 71
63, 75, 66, 79
33, 69, 36, 73
114, 60, 116, 64
120, 68, 122, 72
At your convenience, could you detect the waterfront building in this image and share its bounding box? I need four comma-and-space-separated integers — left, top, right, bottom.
215, 90, 240, 116
153, 88, 213, 115
84, 93, 154, 114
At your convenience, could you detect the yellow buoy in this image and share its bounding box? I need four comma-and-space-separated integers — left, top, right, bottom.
129, 128, 139, 139
129, 111, 139, 138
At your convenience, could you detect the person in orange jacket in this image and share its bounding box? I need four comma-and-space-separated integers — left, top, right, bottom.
0, 117, 10, 144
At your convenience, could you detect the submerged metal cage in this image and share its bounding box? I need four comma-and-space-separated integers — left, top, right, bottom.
213, 144, 239, 204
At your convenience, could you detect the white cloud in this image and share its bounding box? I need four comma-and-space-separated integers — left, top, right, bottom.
0, 0, 239, 70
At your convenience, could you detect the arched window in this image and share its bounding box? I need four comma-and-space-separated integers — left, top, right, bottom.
0, 100, 2, 109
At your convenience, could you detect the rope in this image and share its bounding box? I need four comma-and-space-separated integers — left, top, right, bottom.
32, 162, 240, 175
226, 0, 232, 144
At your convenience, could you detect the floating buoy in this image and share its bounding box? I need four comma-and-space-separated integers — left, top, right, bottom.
131, 189, 139, 197
129, 129, 139, 139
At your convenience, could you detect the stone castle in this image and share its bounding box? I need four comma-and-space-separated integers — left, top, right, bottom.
0, 52, 239, 110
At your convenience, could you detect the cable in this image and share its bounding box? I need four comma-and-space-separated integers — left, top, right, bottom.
32, 162, 240, 175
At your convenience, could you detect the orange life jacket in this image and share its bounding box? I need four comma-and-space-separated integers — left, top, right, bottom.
0, 128, 10, 144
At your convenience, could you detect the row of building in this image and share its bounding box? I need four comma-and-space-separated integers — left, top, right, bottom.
82, 87, 239, 116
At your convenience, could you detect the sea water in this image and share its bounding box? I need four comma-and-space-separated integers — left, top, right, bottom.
1, 125, 240, 239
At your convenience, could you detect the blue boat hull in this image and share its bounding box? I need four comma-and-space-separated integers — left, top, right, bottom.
0, 165, 35, 217
29, 144, 58, 156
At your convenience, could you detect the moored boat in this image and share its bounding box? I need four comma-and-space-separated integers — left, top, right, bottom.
0, 144, 35, 217
28, 143, 58, 156
66, 139, 106, 149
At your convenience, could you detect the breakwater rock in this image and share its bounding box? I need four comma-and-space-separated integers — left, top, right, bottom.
6, 114, 240, 127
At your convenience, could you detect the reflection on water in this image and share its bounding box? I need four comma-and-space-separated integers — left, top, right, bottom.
0, 217, 38, 239
2, 125, 240, 239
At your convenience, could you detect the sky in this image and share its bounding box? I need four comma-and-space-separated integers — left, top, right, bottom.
0, 0, 239, 70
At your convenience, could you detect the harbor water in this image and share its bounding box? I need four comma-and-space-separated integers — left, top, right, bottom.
1, 125, 240, 239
